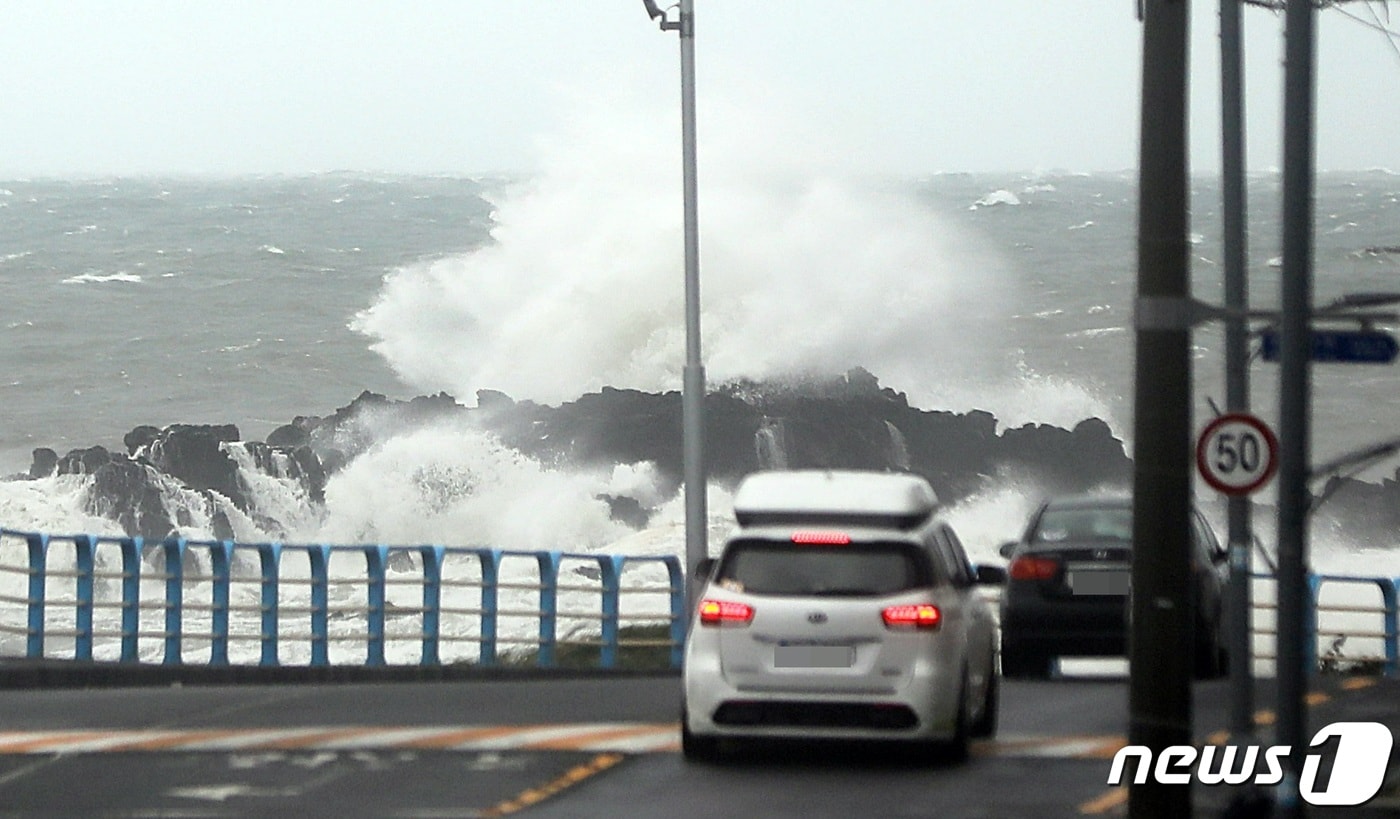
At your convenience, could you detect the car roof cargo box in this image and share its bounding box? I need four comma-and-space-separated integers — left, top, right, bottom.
732, 470, 938, 531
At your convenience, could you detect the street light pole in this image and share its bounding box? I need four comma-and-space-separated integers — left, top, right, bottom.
644, 0, 708, 617
1130, 1, 1194, 816
1276, 0, 1317, 811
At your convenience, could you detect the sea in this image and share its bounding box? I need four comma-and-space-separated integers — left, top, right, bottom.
1, 166, 1398, 587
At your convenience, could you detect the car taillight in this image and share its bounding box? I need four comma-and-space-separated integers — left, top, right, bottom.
882, 604, 941, 629
698, 599, 754, 626
1009, 554, 1061, 581
791, 531, 851, 545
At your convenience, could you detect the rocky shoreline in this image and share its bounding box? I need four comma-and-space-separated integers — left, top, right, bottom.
10, 368, 1397, 547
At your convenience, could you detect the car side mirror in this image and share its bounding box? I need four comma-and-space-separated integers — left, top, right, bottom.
997, 541, 1019, 560
695, 557, 716, 581
974, 564, 1008, 585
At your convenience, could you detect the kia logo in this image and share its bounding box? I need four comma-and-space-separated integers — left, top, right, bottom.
807, 612, 828, 625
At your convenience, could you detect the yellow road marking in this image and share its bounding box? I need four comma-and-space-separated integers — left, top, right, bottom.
481, 752, 623, 817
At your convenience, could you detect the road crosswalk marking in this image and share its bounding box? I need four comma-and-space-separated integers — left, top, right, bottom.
0, 725, 1129, 758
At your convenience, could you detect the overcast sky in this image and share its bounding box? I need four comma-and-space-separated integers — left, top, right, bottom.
3, 2, 1397, 178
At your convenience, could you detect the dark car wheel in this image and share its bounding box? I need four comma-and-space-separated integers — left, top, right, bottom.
940, 670, 972, 763
970, 669, 999, 739
1000, 644, 1053, 679
680, 707, 721, 762
1192, 618, 1228, 680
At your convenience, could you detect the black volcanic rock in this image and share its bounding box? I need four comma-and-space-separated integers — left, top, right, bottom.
147, 424, 246, 510
237, 440, 328, 505
302, 390, 466, 461
123, 425, 161, 456
473, 369, 1133, 507
24, 370, 1149, 543
267, 421, 311, 448
55, 445, 114, 476
29, 448, 58, 479
85, 459, 175, 542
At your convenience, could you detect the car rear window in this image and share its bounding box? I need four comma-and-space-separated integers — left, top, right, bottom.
1033, 505, 1132, 543
713, 539, 932, 597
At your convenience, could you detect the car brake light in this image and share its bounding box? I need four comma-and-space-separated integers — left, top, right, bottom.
791, 531, 851, 545
698, 599, 754, 626
882, 604, 941, 629
1009, 554, 1061, 581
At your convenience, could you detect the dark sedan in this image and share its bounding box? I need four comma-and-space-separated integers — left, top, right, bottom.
997, 494, 1229, 679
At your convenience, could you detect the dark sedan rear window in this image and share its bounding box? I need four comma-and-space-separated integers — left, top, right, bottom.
714, 540, 932, 597
1033, 505, 1132, 543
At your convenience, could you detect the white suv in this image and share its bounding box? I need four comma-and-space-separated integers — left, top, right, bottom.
681, 469, 1005, 763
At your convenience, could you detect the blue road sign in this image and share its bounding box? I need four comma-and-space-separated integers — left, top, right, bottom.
1260, 328, 1399, 364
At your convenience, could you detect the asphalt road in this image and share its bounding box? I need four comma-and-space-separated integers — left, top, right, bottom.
0, 666, 1395, 818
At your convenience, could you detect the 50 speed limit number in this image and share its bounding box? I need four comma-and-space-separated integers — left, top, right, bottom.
1196, 413, 1279, 496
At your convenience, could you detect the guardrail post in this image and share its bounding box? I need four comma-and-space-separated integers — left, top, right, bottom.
73, 534, 95, 661
420, 546, 444, 666
664, 555, 685, 669
535, 552, 561, 668
25, 533, 47, 658
599, 555, 625, 669
308, 546, 330, 667
163, 538, 187, 665
258, 543, 282, 666
1384, 578, 1398, 677
479, 550, 500, 666
1304, 572, 1322, 676
366, 546, 388, 666
120, 537, 141, 661
209, 540, 234, 665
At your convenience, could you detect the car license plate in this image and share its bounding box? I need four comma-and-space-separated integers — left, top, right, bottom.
774, 644, 855, 668
1069, 570, 1129, 595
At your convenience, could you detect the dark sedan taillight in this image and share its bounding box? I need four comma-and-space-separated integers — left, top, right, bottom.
1009, 554, 1061, 581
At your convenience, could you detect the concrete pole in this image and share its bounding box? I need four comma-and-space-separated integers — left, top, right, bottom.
1129, 1, 1195, 816
1219, 0, 1255, 741
1275, 0, 1316, 813
678, 0, 708, 617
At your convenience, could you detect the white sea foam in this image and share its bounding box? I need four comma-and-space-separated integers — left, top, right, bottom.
0, 475, 117, 535
61, 271, 143, 285
971, 189, 1021, 208
305, 419, 652, 552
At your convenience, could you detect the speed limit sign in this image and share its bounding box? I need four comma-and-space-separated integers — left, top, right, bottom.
1196, 413, 1279, 496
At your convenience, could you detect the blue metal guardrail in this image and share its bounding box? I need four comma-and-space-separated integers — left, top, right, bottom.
0, 527, 1396, 676
0, 529, 685, 670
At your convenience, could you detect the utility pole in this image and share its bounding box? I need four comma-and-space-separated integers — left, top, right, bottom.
1218, 0, 1255, 742
1130, 0, 1195, 816
643, 0, 708, 617
1275, 0, 1316, 813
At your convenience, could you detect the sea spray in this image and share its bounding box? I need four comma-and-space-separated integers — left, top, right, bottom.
350, 92, 1120, 434
306, 419, 656, 552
